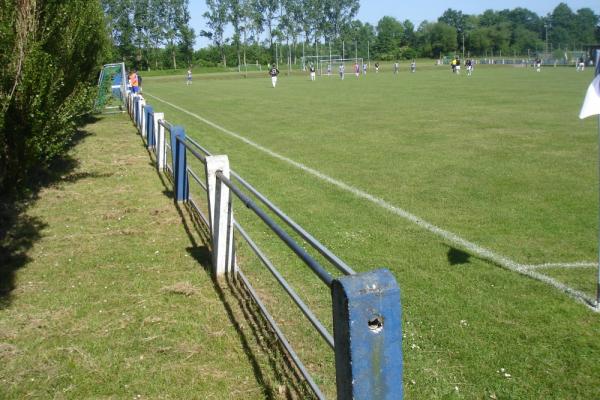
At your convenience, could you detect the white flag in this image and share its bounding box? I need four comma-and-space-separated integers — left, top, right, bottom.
579, 52, 600, 119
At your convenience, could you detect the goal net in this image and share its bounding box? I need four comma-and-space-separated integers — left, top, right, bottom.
324, 58, 365, 76
94, 62, 127, 113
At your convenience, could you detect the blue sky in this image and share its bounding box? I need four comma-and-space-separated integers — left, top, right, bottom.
189, 0, 600, 48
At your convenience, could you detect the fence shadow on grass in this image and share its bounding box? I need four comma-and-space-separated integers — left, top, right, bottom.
144, 143, 316, 399
0, 123, 98, 309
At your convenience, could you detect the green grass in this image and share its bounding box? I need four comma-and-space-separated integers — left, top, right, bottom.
0, 115, 313, 399
139, 64, 600, 398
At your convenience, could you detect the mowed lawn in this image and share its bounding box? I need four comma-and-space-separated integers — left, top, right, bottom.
141, 64, 600, 399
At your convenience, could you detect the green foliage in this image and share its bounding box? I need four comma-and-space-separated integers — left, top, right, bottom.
0, 0, 108, 193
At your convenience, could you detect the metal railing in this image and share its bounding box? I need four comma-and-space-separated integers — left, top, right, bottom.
126, 91, 403, 400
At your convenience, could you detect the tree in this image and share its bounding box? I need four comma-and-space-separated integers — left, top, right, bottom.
177, 3, 196, 66
574, 8, 598, 47
202, 0, 229, 66
402, 20, 416, 48
102, 0, 136, 62
322, 0, 359, 41
439, 8, 465, 34
0, 0, 109, 192
549, 3, 575, 49
418, 21, 457, 58
374, 16, 403, 59
228, 0, 245, 67
260, 0, 280, 54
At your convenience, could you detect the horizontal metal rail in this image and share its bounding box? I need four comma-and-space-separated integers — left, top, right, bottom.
158, 119, 173, 131
217, 172, 333, 287
178, 136, 207, 164
187, 167, 207, 192
234, 221, 335, 349
232, 172, 356, 276
184, 135, 354, 276
186, 137, 212, 157
236, 269, 326, 400
189, 196, 210, 228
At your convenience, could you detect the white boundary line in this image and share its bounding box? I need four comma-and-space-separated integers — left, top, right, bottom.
144, 92, 599, 312
526, 262, 598, 270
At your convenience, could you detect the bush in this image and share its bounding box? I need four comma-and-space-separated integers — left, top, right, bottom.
0, 0, 108, 193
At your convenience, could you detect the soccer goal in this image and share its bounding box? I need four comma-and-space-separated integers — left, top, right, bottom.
326, 58, 365, 77
302, 55, 341, 76
94, 62, 127, 113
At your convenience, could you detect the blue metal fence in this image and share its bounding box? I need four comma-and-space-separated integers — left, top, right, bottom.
127, 91, 403, 399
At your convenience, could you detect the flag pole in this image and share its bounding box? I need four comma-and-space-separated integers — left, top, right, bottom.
595, 48, 600, 308
596, 48, 600, 308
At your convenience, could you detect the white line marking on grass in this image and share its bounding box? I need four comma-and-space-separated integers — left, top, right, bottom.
145, 92, 599, 312
525, 262, 598, 269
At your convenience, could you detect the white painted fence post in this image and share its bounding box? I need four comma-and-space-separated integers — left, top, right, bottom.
205, 155, 234, 277
140, 99, 147, 137
154, 112, 165, 170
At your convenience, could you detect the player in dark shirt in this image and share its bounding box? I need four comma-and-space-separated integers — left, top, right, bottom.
269, 64, 280, 87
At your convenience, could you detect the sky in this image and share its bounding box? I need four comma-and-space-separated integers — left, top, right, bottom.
189, 0, 600, 48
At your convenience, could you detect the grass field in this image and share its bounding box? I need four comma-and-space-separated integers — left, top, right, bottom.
139, 63, 600, 399
0, 116, 318, 399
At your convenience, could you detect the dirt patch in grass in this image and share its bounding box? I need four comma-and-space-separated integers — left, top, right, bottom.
161, 281, 200, 297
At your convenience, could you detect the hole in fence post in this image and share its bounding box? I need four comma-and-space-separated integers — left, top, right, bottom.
368, 315, 384, 333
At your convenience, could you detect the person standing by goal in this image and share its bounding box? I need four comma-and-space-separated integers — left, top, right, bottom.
269, 63, 280, 87
309, 63, 316, 81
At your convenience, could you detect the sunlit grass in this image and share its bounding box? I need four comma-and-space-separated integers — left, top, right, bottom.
142, 64, 600, 398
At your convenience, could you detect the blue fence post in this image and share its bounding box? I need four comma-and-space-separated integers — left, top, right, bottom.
145, 105, 154, 147
171, 126, 188, 202
331, 269, 403, 400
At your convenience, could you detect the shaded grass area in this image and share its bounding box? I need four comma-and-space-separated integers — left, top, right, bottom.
0, 114, 313, 399
142, 65, 600, 398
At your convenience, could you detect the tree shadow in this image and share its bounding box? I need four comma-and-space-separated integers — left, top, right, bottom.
0, 207, 46, 309
0, 126, 99, 308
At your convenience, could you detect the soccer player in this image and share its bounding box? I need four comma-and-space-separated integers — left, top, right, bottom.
327, 63, 332, 76
410, 60, 416, 73
535, 58, 541, 72
269, 63, 279, 87
455, 57, 461, 74
339, 63, 345, 80
375, 62, 379, 73
354, 62, 360, 78
186, 68, 192, 85
466, 59, 473, 76
309, 63, 316, 81
393, 62, 399, 74
363, 63, 367, 75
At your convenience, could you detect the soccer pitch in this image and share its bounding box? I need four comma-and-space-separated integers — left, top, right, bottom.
143, 64, 600, 398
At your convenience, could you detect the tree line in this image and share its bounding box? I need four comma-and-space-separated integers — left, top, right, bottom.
102, 1, 599, 70
101, 0, 195, 70
201, 1, 599, 65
